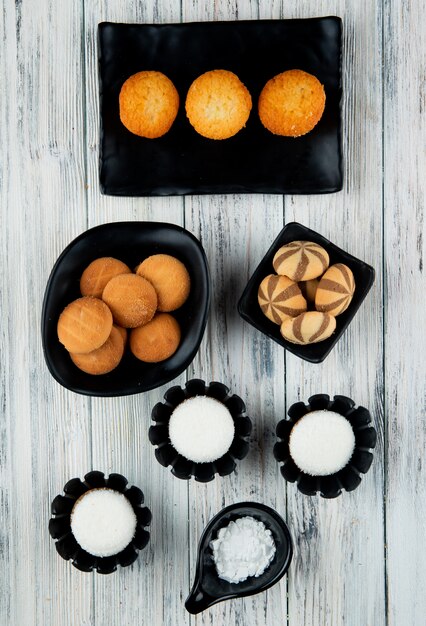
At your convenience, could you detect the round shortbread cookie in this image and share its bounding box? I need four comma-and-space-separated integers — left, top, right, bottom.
119, 71, 179, 138
130, 313, 181, 363
57, 296, 113, 355
185, 69, 252, 140
136, 254, 190, 312
70, 325, 125, 375
102, 274, 157, 329
80, 257, 131, 299
258, 69, 326, 137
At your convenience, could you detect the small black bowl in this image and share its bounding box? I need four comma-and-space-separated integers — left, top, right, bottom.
149, 379, 252, 482
185, 501, 292, 614
48, 471, 152, 573
274, 394, 377, 498
41, 222, 210, 396
238, 222, 375, 363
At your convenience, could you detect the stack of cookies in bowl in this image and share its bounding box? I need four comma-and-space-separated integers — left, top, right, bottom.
258, 240, 355, 346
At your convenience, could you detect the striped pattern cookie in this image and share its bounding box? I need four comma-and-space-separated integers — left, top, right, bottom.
280, 311, 336, 345
315, 264, 355, 316
273, 241, 329, 281
258, 274, 307, 324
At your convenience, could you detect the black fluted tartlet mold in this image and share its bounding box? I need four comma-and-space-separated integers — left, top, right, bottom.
149, 379, 252, 482
49, 471, 152, 573
273, 394, 377, 498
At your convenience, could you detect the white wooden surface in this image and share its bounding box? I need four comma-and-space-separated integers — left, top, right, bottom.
1, 1, 425, 625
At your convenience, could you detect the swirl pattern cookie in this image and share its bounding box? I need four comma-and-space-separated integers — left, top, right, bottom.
280, 311, 336, 345
273, 241, 329, 281
258, 274, 307, 324
315, 264, 355, 316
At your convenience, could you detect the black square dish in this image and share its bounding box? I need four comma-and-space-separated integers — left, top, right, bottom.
99, 17, 342, 197
41, 222, 210, 396
237, 223, 375, 363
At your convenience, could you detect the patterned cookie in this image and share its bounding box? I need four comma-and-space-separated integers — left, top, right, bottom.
136, 254, 190, 312
102, 274, 157, 328
273, 241, 329, 281
258, 69, 326, 137
57, 296, 113, 354
80, 257, 131, 299
280, 311, 336, 345
130, 313, 181, 363
119, 71, 179, 139
185, 69, 252, 140
70, 326, 125, 375
315, 264, 355, 316
258, 274, 307, 324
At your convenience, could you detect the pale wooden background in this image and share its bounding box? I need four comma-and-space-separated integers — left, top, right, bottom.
1, 1, 425, 625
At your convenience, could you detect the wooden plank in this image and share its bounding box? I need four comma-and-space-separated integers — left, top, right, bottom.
0, 1, 93, 625
181, 1, 288, 625
281, 2, 386, 625
383, 1, 426, 625
82, 1, 187, 625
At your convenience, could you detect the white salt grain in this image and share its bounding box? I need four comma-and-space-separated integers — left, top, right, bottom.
210, 516, 276, 584
289, 410, 355, 476
168, 395, 235, 463
71, 488, 137, 557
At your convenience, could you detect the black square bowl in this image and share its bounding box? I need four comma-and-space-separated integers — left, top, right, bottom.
99, 17, 342, 196
237, 222, 375, 363
41, 222, 210, 396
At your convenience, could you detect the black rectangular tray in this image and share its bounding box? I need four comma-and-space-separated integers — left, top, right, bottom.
99, 18, 342, 197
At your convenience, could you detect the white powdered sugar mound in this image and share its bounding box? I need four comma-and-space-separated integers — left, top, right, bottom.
71, 488, 136, 557
289, 410, 355, 476
168, 395, 235, 463
210, 516, 276, 584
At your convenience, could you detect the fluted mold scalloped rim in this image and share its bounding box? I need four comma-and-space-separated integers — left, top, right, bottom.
149, 379, 252, 482
48, 471, 152, 573
273, 394, 377, 498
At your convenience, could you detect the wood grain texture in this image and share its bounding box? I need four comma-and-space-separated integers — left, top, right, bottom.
281, 3, 386, 626
0, 0, 425, 625
383, 1, 426, 625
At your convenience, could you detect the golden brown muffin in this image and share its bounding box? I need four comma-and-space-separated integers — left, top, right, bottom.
119, 71, 179, 139
136, 254, 190, 312
280, 311, 336, 345
80, 257, 131, 299
102, 274, 157, 328
185, 69, 252, 140
57, 296, 113, 354
273, 241, 329, 281
258, 69, 326, 137
258, 274, 307, 324
70, 326, 125, 375
315, 263, 355, 316
130, 313, 181, 363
